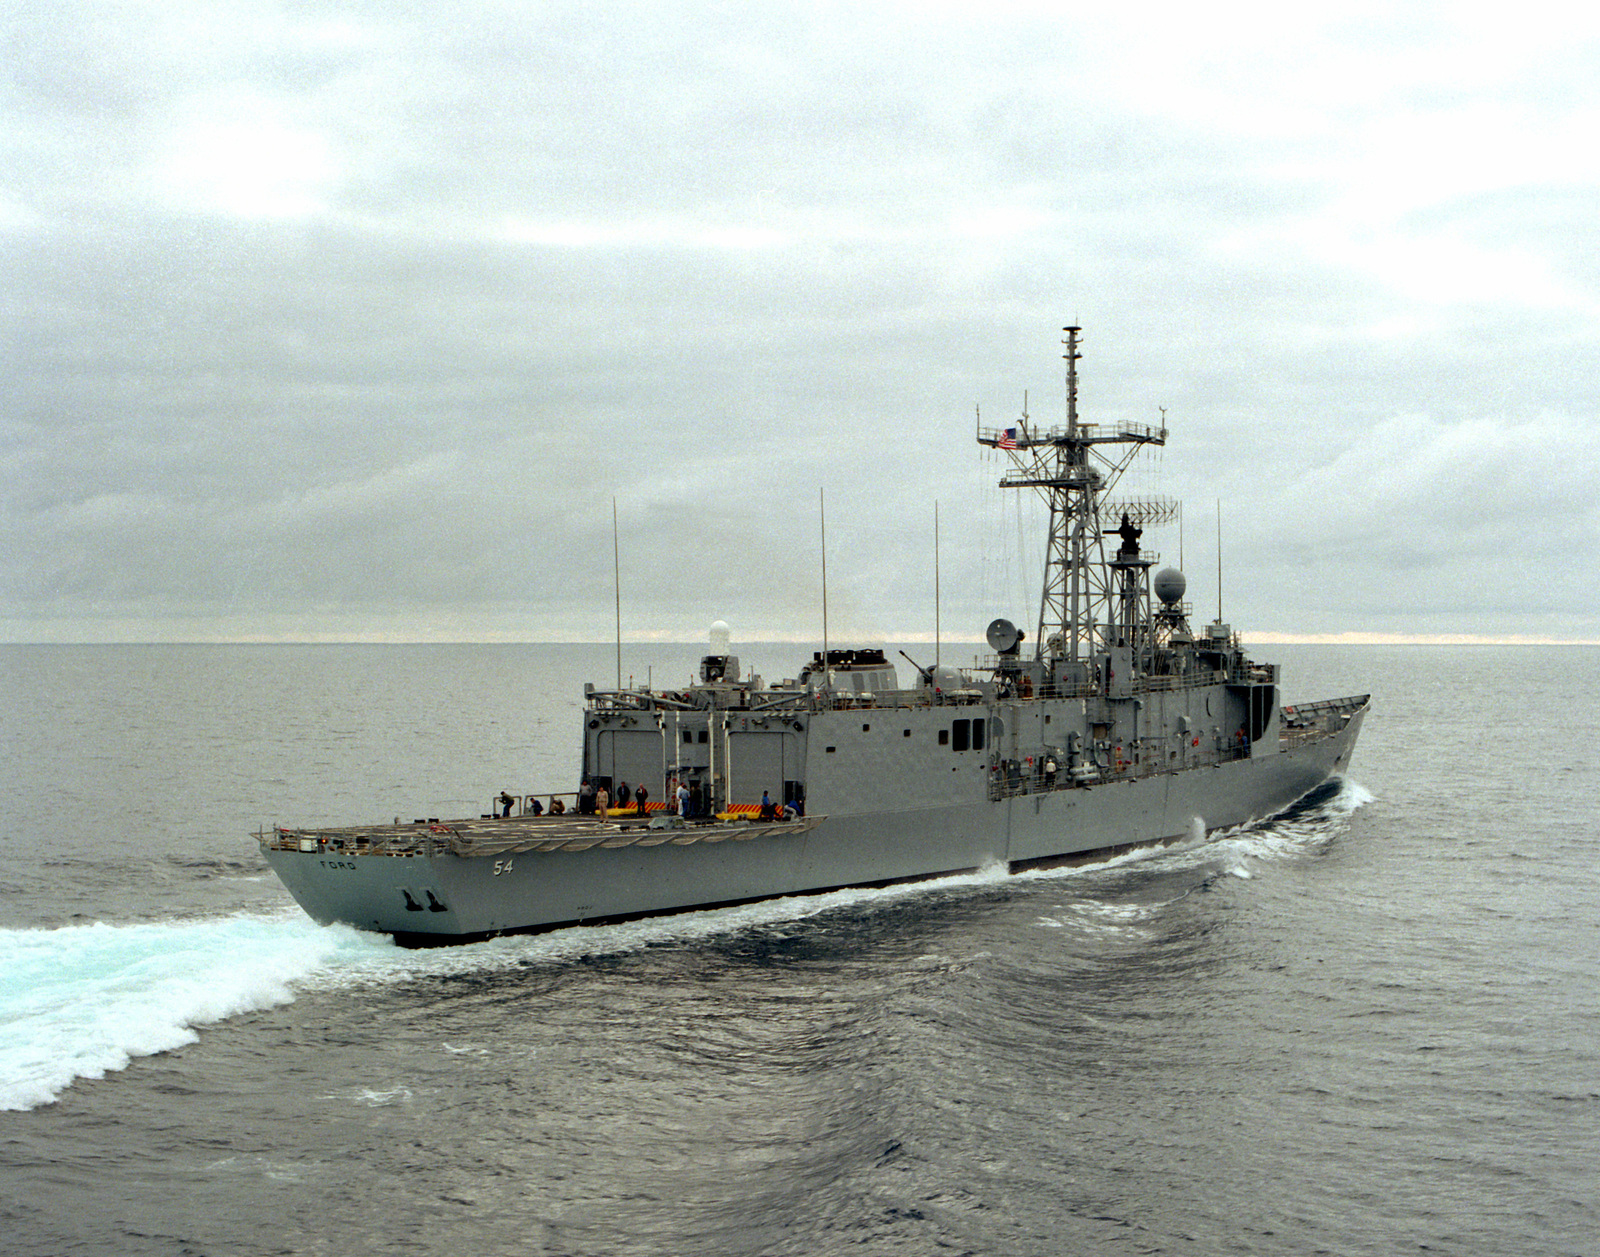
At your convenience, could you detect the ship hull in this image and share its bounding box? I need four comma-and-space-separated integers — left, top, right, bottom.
262, 704, 1364, 945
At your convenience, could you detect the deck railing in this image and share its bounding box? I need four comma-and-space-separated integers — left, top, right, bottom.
589, 663, 1270, 717
985, 739, 1252, 802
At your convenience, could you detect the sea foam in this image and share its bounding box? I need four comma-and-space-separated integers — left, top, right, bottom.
0, 911, 389, 1111
1, 778, 1376, 1111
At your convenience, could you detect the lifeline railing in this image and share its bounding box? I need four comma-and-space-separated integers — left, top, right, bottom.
589, 663, 1265, 716
986, 739, 1252, 802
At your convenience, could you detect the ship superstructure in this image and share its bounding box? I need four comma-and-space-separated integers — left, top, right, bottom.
260, 329, 1368, 944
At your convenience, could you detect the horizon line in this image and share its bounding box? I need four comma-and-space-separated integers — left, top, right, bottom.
3, 633, 1597, 647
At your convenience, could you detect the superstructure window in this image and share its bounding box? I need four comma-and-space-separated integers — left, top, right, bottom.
973, 719, 985, 750
952, 719, 970, 752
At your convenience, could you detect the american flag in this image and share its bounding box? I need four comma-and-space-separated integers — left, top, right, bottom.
998, 427, 1017, 450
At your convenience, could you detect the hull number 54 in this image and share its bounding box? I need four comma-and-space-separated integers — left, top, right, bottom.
493, 858, 514, 876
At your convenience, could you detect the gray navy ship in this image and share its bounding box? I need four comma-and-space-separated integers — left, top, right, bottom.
260, 328, 1368, 945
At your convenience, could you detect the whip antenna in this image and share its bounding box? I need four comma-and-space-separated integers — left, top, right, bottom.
820, 487, 828, 678
613, 497, 622, 689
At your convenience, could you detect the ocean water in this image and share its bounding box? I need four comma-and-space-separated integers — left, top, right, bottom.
0, 642, 1595, 1257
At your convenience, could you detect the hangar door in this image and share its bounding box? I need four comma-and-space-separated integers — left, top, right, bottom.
594, 729, 665, 792
726, 732, 799, 807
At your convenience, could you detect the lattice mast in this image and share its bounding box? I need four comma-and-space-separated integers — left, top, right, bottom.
976, 327, 1168, 664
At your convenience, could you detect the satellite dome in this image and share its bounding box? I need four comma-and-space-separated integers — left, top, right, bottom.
1154, 568, 1187, 606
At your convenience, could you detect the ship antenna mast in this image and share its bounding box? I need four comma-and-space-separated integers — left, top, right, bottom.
1066, 329, 1079, 434
975, 325, 1167, 666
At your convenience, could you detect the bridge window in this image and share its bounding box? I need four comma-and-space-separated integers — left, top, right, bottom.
952, 719, 970, 752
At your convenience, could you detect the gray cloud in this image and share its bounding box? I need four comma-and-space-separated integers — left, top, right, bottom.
3, 1, 1597, 643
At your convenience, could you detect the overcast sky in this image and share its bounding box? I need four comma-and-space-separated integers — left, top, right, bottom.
3, 1, 1597, 647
